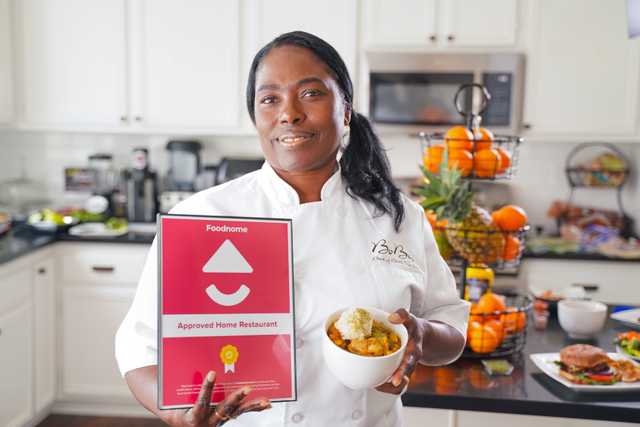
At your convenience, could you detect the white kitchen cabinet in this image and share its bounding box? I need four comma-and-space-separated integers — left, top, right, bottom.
57, 242, 149, 403
33, 259, 56, 414
403, 406, 453, 427
523, 0, 640, 137
0, 268, 33, 427
0, 0, 14, 124
16, 0, 242, 132
246, 0, 358, 77
17, 0, 127, 127
521, 259, 639, 305
128, 0, 241, 130
61, 286, 136, 400
364, 0, 518, 49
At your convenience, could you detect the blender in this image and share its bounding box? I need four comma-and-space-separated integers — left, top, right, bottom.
160, 140, 202, 212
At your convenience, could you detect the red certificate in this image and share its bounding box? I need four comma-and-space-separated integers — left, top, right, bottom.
158, 214, 296, 409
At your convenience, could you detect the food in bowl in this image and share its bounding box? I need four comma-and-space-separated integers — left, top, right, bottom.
615, 331, 640, 359
322, 307, 408, 390
328, 307, 401, 357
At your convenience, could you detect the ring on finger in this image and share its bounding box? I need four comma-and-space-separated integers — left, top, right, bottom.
214, 406, 230, 421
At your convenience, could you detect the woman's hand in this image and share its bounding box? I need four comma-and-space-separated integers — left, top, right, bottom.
375, 309, 425, 395
164, 371, 271, 426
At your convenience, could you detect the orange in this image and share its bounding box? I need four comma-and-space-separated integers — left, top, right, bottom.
467, 320, 483, 344
469, 304, 485, 324
473, 127, 494, 151
426, 210, 437, 228
433, 366, 459, 394
492, 205, 528, 231
468, 323, 500, 353
423, 144, 445, 174
502, 234, 522, 261
477, 292, 506, 314
496, 147, 511, 174
484, 319, 505, 344
500, 307, 527, 334
445, 126, 474, 150
447, 149, 473, 176
473, 149, 501, 178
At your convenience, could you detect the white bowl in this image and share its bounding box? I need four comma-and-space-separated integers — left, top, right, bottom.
558, 299, 607, 339
322, 307, 408, 390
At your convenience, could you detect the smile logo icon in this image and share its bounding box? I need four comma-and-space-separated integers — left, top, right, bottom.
203, 239, 253, 306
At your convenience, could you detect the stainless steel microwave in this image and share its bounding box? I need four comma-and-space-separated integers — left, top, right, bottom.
365, 52, 525, 134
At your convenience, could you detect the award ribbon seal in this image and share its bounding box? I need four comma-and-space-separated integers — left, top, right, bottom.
220, 344, 239, 373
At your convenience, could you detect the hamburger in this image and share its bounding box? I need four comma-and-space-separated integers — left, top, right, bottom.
556, 344, 621, 385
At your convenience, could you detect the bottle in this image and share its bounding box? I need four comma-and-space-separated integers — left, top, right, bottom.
464, 264, 494, 302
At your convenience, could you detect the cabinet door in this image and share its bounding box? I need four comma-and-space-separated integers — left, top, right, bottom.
403, 407, 453, 427
443, 0, 517, 47
248, 0, 358, 77
18, 0, 127, 126
0, 0, 13, 124
33, 260, 55, 413
0, 303, 33, 427
364, 0, 437, 48
523, 0, 640, 136
130, 0, 241, 129
61, 286, 136, 401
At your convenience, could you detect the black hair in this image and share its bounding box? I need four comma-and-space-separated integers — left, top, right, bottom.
246, 31, 405, 232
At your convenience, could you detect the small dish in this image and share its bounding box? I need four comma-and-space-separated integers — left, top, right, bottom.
322, 307, 408, 390
558, 299, 607, 339
68, 222, 128, 237
610, 308, 640, 330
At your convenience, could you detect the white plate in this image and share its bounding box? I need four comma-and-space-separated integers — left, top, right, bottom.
530, 352, 640, 392
610, 308, 640, 329
68, 222, 128, 237
617, 345, 640, 362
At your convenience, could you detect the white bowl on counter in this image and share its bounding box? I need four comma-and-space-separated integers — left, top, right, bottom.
558, 299, 607, 339
322, 307, 408, 390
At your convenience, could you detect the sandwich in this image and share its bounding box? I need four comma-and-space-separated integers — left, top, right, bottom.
556, 344, 621, 385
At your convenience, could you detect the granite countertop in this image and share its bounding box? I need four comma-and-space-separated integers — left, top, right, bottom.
402, 310, 640, 423
0, 223, 155, 265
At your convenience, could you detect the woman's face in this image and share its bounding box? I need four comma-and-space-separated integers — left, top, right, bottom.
253, 45, 350, 173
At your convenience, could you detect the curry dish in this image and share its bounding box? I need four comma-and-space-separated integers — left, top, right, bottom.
328, 320, 401, 357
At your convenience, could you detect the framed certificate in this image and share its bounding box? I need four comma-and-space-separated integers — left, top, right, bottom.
158, 213, 296, 409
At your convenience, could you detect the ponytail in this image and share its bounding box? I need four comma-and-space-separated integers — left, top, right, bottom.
340, 112, 405, 232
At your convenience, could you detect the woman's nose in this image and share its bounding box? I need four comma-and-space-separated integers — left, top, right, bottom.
279, 99, 305, 125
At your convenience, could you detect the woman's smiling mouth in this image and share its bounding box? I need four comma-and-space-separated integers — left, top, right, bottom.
276, 133, 315, 147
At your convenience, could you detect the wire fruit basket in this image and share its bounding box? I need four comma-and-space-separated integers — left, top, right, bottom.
463, 292, 532, 358
415, 84, 523, 181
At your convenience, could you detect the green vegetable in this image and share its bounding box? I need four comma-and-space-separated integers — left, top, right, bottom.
105, 217, 127, 231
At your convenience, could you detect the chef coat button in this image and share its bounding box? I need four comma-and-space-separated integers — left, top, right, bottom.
291, 412, 304, 423
295, 337, 304, 349
351, 409, 363, 420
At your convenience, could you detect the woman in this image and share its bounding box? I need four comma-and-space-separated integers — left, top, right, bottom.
116, 31, 469, 426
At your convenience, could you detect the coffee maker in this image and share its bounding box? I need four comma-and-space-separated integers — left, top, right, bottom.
122, 148, 158, 222
160, 140, 202, 213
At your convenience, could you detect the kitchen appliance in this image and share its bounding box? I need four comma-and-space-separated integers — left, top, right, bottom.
194, 164, 218, 191
366, 52, 525, 134
215, 157, 264, 185
88, 153, 118, 196
165, 140, 202, 191
122, 148, 158, 223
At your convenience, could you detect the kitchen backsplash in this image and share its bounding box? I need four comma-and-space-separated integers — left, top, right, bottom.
0, 129, 638, 235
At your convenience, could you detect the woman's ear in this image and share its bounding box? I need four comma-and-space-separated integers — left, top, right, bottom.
343, 103, 352, 127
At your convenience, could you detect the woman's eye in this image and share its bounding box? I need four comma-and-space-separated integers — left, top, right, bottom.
260, 96, 277, 104
302, 89, 322, 97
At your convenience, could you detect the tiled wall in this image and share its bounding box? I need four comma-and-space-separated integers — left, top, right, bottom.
0, 129, 638, 235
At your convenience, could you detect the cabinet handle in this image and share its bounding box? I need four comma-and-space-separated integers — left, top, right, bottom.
429, 34, 437, 43
572, 283, 599, 293
92, 266, 115, 273
38, 267, 46, 274
0, 328, 2, 336
447, 34, 455, 42
135, 116, 143, 122
120, 116, 128, 123
523, 123, 532, 130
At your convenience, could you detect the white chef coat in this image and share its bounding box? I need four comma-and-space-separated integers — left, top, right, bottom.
115, 161, 469, 427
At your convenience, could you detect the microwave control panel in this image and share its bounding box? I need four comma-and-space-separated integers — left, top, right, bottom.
481, 73, 512, 127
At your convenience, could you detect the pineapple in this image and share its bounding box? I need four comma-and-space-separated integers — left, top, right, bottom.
417, 162, 505, 264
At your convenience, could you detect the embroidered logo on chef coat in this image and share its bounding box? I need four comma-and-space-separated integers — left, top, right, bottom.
370, 239, 420, 272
